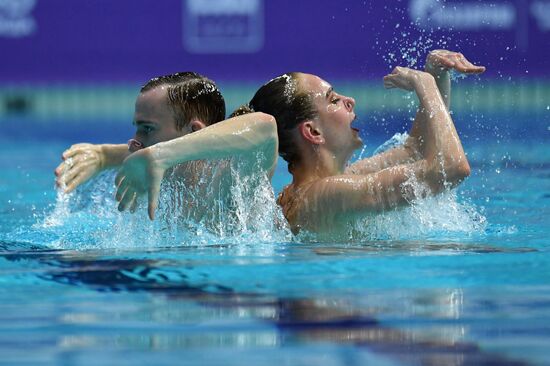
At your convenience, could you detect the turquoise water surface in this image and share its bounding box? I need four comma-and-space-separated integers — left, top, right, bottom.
0, 110, 549, 365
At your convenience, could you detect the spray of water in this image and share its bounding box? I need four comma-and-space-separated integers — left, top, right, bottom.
34, 153, 291, 250
353, 179, 487, 242
361, 133, 486, 241
28, 136, 488, 247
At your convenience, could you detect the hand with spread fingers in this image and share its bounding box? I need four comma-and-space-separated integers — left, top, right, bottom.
426, 49, 486, 76
114, 147, 166, 220
55, 143, 105, 193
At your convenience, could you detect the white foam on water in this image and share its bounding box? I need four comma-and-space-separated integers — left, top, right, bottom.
31, 138, 486, 248
351, 134, 487, 241
350, 188, 487, 242
35, 154, 291, 250
30, 170, 119, 249
370, 18, 487, 243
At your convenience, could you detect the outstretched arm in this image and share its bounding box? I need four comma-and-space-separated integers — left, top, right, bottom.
115, 112, 278, 220
291, 68, 471, 231
55, 143, 130, 192
346, 50, 484, 175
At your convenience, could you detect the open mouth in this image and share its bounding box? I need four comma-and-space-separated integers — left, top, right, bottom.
350, 114, 359, 132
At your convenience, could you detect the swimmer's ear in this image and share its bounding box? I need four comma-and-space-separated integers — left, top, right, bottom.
299, 121, 324, 145
189, 119, 207, 133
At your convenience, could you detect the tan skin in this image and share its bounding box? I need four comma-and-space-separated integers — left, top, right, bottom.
56, 50, 482, 229
278, 50, 485, 234
55, 85, 278, 220
114, 110, 278, 219
54, 86, 191, 193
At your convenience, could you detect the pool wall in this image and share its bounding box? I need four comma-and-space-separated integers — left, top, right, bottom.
1, 80, 548, 143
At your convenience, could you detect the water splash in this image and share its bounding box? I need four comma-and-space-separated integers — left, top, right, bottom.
352, 190, 487, 242
373, 132, 409, 155
299, 133, 487, 243
40, 189, 71, 228
31, 154, 291, 250
27, 170, 119, 248
360, 135, 486, 241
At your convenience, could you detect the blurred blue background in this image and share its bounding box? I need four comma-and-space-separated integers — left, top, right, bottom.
0, 0, 548, 144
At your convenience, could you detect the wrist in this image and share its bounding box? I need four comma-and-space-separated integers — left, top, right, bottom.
425, 64, 449, 78
100, 144, 122, 169
150, 136, 196, 170
146, 144, 168, 170
413, 71, 436, 90
98, 145, 108, 169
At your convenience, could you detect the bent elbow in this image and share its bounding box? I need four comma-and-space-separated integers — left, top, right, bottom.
256, 112, 276, 125
459, 160, 471, 179
453, 157, 471, 179
257, 112, 278, 142
254, 112, 278, 170
446, 160, 471, 187
426, 157, 470, 194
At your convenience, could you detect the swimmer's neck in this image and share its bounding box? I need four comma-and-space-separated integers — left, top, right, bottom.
290, 150, 348, 187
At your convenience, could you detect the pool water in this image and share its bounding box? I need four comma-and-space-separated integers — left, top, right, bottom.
0, 113, 549, 365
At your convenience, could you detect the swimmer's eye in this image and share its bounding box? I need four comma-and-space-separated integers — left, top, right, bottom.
141, 125, 154, 134
331, 98, 341, 104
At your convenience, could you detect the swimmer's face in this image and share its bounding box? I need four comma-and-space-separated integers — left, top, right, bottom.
130, 86, 185, 152
297, 73, 362, 157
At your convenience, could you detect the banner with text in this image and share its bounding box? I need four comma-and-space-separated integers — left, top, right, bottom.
1, 0, 548, 82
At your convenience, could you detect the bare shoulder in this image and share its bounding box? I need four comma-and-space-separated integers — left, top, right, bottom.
277, 184, 301, 228
278, 167, 420, 233
277, 176, 364, 232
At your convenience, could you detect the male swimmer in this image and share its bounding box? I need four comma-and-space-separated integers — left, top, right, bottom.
55, 72, 278, 221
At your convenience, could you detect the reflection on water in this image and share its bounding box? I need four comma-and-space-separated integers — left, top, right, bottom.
0, 242, 534, 366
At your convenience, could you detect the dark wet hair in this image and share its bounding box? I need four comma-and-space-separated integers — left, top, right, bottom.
141, 72, 226, 130
231, 73, 318, 169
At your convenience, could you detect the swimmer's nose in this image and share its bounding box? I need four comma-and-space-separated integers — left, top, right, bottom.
128, 139, 144, 153
344, 96, 355, 111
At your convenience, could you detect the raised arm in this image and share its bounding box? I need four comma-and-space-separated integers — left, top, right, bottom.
292, 68, 471, 231
114, 112, 278, 220
424, 49, 485, 109
346, 50, 484, 175
55, 143, 130, 192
